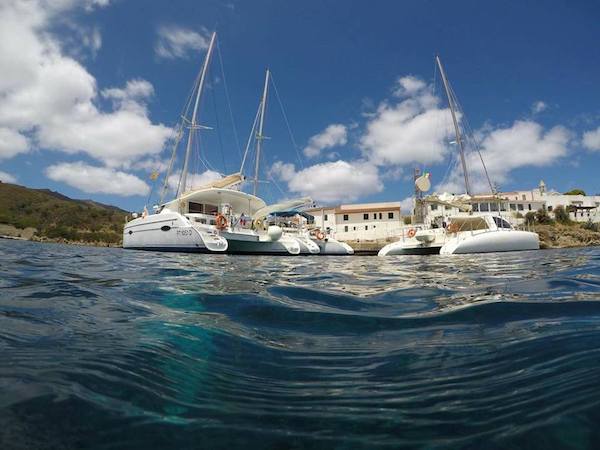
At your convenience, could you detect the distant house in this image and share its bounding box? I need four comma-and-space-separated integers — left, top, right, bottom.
499, 181, 600, 223
306, 202, 402, 241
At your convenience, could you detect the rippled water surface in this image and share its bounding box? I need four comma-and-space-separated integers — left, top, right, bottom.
2, 239, 600, 449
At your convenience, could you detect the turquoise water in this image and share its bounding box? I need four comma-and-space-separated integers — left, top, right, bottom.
1, 239, 600, 449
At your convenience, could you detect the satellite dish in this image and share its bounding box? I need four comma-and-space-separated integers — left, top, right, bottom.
415, 173, 431, 192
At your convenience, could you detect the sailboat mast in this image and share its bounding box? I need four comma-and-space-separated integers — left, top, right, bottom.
179, 31, 217, 197
253, 69, 270, 196
435, 55, 472, 196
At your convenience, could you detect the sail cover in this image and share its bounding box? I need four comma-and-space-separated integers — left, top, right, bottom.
253, 197, 312, 220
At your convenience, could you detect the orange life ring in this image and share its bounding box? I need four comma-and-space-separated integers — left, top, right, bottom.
316, 231, 325, 240
215, 214, 228, 230
407, 228, 416, 238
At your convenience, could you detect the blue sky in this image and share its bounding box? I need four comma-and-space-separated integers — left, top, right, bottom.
1, 0, 599, 211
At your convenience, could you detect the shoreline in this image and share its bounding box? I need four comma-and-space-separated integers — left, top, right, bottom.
3, 221, 600, 253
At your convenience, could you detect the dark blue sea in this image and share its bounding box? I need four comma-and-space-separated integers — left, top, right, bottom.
1, 239, 600, 449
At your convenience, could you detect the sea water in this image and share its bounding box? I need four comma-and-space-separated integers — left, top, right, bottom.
1, 239, 600, 449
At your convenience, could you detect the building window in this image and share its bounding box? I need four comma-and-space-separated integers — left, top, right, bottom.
431, 204, 438, 211
480, 203, 489, 212
528, 204, 532, 211
353, 226, 356, 231
373, 213, 376, 220
547, 206, 553, 212
510, 203, 516, 211
344, 225, 348, 232
343, 214, 349, 221
365, 226, 368, 230
379, 213, 382, 219
388, 212, 394, 219
522, 195, 526, 200
518, 204, 524, 211
324, 214, 328, 221
363, 213, 369, 220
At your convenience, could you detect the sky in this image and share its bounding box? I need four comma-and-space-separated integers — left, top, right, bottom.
0, 0, 599, 212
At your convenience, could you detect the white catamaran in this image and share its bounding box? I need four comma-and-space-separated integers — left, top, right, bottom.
123, 32, 352, 255
379, 55, 539, 256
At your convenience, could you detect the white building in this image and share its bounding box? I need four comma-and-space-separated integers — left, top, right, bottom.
500, 181, 600, 222
307, 202, 403, 241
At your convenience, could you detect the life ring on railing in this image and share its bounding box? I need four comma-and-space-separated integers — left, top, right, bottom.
316, 231, 325, 240
215, 214, 228, 230
447, 223, 460, 233
407, 228, 416, 238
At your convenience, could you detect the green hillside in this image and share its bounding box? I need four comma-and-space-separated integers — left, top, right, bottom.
0, 182, 128, 244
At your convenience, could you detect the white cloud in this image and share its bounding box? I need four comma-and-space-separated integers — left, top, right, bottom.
0, 127, 29, 160
45, 162, 150, 196
0, 170, 17, 183
393, 75, 427, 97
399, 196, 413, 215
360, 76, 454, 166
303, 124, 347, 158
0, 0, 172, 168
167, 170, 223, 193
437, 120, 570, 193
582, 126, 600, 151
155, 25, 210, 59
531, 100, 548, 114
271, 160, 383, 203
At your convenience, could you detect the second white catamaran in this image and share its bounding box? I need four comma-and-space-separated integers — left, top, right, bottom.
123, 32, 352, 255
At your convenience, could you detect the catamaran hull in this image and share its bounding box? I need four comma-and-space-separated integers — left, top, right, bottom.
312, 238, 355, 255
123, 212, 228, 253
222, 235, 301, 255
378, 241, 442, 256
440, 230, 539, 255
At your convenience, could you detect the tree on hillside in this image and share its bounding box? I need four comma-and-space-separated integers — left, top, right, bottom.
553, 205, 571, 224
564, 189, 586, 196
535, 208, 553, 224
525, 211, 536, 225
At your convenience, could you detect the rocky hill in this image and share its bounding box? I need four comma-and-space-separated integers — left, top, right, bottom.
0, 182, 128, 245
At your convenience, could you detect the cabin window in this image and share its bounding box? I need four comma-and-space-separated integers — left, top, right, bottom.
493, 217, 512, 229
518, 204, 524, 211
480, 203, 490, 212
160, 225, 171, 232
188, 202, 217, 214
343, 214, 349, 221
510, 203, 516, 211
388, 212, 394, 219
344, 225, 348, 232
472, 203, 479, 212
490, 203, 499, 212
363, 213, 369, 220
500, 203, 507, 211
